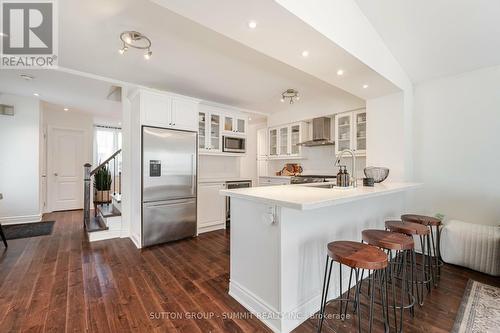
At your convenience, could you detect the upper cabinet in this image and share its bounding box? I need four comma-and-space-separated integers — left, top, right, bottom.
223, 115, 247, 135
138, 90, 198, 132
268, 122, 308, 159
334, 109, 366, 156
198, 105, 248, 155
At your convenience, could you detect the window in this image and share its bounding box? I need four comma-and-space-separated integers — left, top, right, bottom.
94, 125, 122, 169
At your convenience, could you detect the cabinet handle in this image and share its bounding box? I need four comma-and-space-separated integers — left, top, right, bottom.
173, 123, 176, 126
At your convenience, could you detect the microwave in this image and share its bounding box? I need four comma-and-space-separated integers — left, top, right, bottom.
223, 136, 246, 153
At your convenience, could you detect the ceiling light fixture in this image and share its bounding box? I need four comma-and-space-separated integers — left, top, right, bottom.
248, 20, 257, 29
33, 93, 40, 97
280, 89, 300, 104
301, 50, 309, 57
363, 84, 369, 89
20, 74, 34, 81
337, 69, 344, 76
119, 31, 152, 60
64, 108, 69, 111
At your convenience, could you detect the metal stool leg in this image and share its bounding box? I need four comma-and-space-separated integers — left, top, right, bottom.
318, 256, 333, 332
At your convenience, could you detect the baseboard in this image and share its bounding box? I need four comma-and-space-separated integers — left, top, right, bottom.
198, 222, 226, 234
88, 229, 121, 242
130, 233, 141, 249
0, 213, 42, 225
229, 280, 281, 333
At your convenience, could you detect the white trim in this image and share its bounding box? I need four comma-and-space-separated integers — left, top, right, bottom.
0, 213, 42, 225
229, 280, 281, 333
88, 229, 121, 242
130, 234, 141, 249
197, 222, 225, 234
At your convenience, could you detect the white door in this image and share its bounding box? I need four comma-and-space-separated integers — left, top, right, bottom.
48, 128, 85, 211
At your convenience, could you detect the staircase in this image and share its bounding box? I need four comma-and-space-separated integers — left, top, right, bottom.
83, 150, 122, 242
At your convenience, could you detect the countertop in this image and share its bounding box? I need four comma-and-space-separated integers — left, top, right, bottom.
199, 177, 253, 183
220, 182, 422, 210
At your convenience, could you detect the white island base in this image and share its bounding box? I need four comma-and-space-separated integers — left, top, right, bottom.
222, 183, 419, 333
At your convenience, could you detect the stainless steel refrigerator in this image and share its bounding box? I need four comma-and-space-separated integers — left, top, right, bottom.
142, 126, 197, 247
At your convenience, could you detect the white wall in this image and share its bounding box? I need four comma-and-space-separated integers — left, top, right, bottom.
240, 121, 267, 184
412, 66, 500, 225
366, 92, 405, 181
0, 94, 41, 224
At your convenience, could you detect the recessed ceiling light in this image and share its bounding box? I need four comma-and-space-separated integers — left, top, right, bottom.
363, 84, 369, 89
118, 122, 122, 126
301, 50, 309, 57
64, 108, 69, 111
248, 20, 257, 29
248, 118, 252, 121
337, 69, 344, 76
33, 93, 40, 97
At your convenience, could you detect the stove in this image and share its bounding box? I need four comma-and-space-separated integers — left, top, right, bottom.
290, 175, 337, 184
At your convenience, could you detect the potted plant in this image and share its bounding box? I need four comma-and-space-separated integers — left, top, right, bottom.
94, 165, 112, 203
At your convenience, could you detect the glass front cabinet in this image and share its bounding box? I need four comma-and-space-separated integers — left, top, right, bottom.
268, 122, 308, 159
198, 109, 221, 152
334, 109, 367, 156
223, 115, 247, 135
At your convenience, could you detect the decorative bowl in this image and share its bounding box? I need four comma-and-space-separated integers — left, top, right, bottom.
364, 167, 389, 183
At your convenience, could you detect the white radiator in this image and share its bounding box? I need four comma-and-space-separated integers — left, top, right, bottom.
441, 220, 500, 276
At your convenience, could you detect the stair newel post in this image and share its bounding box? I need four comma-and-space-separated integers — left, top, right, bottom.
83, 163, 92, 228
113, 157, 116, 196
119, 171, 122, 196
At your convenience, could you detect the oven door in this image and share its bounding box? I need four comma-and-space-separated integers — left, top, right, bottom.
223, 136, 246, 153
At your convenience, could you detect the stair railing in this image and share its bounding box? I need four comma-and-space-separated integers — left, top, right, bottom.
83, 149, 122, 227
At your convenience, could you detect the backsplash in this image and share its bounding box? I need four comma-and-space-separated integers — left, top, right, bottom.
267, 145, 366, 178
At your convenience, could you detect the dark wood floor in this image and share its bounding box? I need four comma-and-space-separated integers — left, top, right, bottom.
0, 210, 498, 332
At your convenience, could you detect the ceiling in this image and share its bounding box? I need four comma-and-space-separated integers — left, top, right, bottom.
0, 70, 122, 119
50, 0, 401, 115
355, 0, 500, 83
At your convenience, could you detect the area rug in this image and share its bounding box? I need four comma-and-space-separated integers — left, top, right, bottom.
2, 221, 55, 240
452, 279, 500, 332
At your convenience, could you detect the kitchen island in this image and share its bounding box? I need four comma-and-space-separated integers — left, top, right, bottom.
220, 182, 420, 333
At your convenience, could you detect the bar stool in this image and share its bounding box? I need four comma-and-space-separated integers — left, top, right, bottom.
318, 241, 388, 333
401, 214, 443, 286
362, 230, 415, 333
385, 220, 432, 305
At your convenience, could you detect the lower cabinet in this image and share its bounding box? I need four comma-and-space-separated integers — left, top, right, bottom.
258, 177, 291, 186
197, 182, 226, 234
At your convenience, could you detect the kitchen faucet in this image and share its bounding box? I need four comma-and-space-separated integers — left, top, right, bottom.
334, 149, 357, 188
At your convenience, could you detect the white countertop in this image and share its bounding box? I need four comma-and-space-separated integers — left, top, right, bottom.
199, 177, 253, 183
220, 182, 422, 210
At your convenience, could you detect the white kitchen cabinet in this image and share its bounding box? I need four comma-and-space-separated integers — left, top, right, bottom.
197, 182, 226, 233
258, 177, 291, 186
171, 98, 198, 132
268, 122, 308, 159
257, 128, 268, 158
138, 90, 198, 132
223, 114, 247, 135
335, 110, 366, 156
198, 109, 222, 152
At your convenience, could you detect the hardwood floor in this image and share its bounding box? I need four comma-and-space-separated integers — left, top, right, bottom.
0, 210, 498, 332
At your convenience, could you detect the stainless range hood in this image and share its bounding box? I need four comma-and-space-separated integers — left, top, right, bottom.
297, 117, 334, 147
